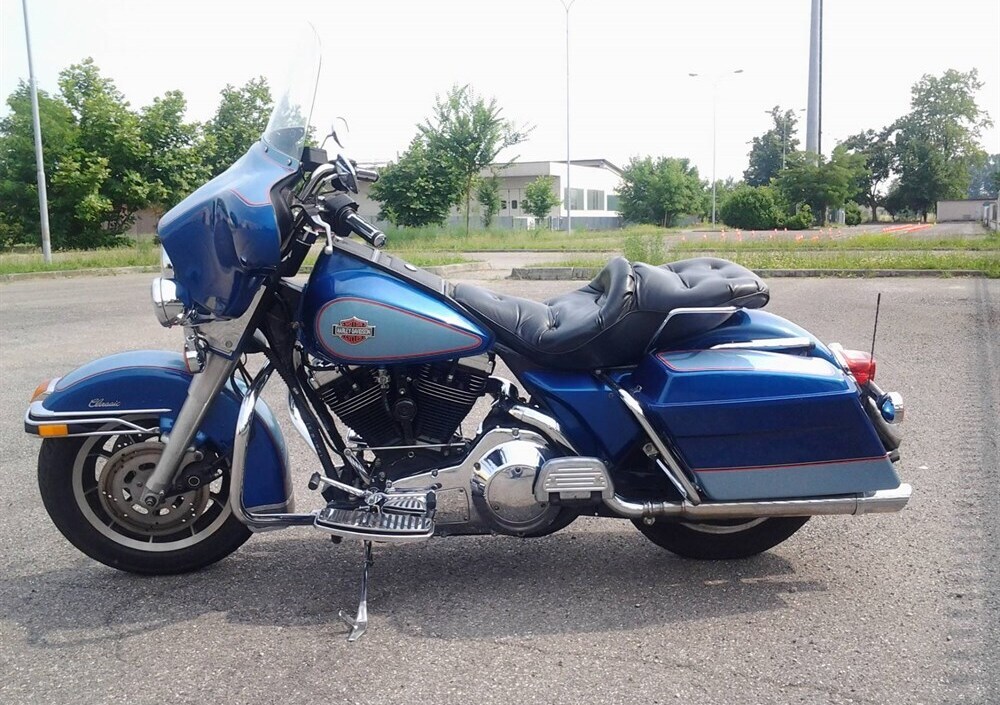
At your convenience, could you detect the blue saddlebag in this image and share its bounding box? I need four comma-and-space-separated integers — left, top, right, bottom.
630, 349, 900, 501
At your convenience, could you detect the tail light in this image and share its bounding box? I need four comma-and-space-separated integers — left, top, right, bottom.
840, 349, 876, 386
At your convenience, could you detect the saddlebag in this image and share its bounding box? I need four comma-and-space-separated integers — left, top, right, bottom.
629, 348, 900, 501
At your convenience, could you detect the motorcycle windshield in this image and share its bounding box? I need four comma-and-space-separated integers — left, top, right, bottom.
263, 30, 322, 159
158, 29, 322, 321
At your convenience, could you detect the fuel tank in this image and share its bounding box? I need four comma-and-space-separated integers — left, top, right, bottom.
299, 248, 493, 365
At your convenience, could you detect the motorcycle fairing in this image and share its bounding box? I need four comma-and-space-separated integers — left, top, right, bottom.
630, 349, 899, 501
25, 351, 292, 512
158, 141, 297, 320
300, 249, 493, 365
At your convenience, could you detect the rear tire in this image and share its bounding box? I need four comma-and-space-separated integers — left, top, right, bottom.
632, 516, 809, 559
38, 432, 252, 575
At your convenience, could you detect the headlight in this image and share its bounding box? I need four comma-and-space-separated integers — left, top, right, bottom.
151, 276, 187, 327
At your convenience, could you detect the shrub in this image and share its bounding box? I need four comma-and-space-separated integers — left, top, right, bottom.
844, 201, 863, 226
784, 204, 814, 230
719, 186, 782, 230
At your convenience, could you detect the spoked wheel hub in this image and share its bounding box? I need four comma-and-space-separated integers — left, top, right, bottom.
97, 440, 209, 537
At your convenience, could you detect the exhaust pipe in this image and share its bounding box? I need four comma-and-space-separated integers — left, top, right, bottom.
604, 484, 911, 520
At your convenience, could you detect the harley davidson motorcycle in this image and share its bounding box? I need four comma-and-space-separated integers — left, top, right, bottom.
24, 36, 910, 641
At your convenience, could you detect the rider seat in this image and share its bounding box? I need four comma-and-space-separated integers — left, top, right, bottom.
452, 257, 768, 370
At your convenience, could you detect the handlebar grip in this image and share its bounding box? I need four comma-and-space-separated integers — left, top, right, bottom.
343, 211, 387, 248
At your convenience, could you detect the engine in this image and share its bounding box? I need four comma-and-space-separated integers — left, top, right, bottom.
307, 354, 494, 478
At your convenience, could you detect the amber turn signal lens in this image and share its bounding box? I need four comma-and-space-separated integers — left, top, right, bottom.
30, 379, 53, 402
38, 424, 69, 437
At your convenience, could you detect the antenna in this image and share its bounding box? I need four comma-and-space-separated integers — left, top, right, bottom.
869, 293, 882, 375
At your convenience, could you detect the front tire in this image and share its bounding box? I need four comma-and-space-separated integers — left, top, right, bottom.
632, 516, 809, 559
38, 432, 252, 575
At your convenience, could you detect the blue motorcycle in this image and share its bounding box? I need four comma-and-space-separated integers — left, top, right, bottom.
24, 40, 909, 641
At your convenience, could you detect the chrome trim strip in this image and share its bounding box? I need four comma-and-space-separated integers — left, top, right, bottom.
711, 336, 814, 351
604, 483, 912, 519
27, 401, 171, 419
508, 405, 579, 453
230, 363, 316, 529
614, 388, 702, 504
25, 401, 170, 437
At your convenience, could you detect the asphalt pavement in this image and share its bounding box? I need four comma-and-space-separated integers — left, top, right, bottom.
0, 272, 997, 705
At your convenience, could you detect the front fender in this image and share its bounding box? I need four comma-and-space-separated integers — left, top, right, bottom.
25, 350, 292, 513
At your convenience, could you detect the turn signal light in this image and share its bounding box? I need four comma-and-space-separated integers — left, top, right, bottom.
841, 349, 876, 386
30, 378, 53, 402
38, 424, 69, 437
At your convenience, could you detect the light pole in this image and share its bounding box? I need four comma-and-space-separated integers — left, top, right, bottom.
770, 107, 806, 169
559, 0, 576, 234
21, 0, 52, 263
689, 69, 744, 226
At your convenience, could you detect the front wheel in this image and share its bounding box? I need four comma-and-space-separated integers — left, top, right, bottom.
632, 516, 810, 559
38, 430, 252, 575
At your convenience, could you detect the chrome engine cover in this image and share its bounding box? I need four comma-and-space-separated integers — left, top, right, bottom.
387, 428, 561, 536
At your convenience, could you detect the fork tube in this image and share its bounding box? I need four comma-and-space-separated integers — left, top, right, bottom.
138, 352, 237, 507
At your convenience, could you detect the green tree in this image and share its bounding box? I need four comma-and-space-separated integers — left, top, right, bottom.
418, 84, 530, 234
0, 83, 81, 248
744, 106, 802, 186
841, 128, 895, 222
476, 174, 501, 228
774, 148, 864, 224
58, 58, 154, 237
203, 77, 272, 176
369, 137, 462, 227
618, 156, 706, 227
891, 69, 992, 219
968, 154, 999, 198
139, 90, 208, 210
522, 176, 561, 224
719, 185, 782, 230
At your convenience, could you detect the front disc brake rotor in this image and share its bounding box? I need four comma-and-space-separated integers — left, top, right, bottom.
98, 440, 210, 536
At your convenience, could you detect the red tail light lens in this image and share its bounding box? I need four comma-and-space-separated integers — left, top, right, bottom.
841, 349, 876, 386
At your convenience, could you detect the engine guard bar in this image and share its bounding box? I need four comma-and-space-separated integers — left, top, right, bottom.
230, 362, 316, 530
604, 483, 912, 520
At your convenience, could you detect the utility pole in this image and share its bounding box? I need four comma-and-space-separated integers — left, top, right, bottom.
21, 0, 52, 264
806, 0, 823, 160
689, 69, 744, 226
560, 0, 576, 234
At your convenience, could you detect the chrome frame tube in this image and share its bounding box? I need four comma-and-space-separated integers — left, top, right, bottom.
139, 352, 238, 506
614, 388, 702, 504
604, 483, 912, 519
231, 362, 315, 529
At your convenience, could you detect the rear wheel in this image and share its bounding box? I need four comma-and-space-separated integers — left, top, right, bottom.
38, 429, 252, 575
632, 516, 809, 559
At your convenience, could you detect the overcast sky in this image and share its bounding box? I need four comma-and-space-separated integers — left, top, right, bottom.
2, 0, 998, 182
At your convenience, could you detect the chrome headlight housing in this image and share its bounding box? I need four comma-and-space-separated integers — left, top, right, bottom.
151, 276, 188, 327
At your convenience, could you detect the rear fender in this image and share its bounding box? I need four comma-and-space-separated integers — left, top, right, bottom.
24, 350, 291, 513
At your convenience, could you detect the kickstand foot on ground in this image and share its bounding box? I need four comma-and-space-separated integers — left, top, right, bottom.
338, 540, 373, 642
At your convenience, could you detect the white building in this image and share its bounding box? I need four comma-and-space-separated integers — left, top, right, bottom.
354, 158, 624, 230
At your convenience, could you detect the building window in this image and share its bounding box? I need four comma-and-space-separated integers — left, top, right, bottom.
511, 199, 518, 210
607, 194, 621, 212
501, 200, 507, 210
564, 187, 584, 210
587, 189, 605, 211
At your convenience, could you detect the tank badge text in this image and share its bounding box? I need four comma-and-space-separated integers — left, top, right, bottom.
334, 317, 376, 345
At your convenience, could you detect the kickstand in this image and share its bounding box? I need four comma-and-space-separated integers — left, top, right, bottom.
338, 540, 373, 642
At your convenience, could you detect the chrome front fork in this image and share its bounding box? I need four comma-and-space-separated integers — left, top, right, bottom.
138, 351, 237, 507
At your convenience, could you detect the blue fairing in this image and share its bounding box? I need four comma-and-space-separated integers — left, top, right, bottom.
158, 141, 297, 319
301, 249, 492, 364
40, 351, 291, 512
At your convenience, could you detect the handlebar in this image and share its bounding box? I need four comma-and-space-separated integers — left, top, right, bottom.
316, 193, 387, 249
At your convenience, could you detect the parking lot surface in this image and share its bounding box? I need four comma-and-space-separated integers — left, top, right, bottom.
1, 273, 997, 704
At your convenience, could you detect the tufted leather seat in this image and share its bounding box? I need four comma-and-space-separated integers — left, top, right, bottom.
452, 257, 769, 369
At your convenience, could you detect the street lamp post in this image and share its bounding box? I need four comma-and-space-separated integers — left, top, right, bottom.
21, 0, 52, 264
773, 108, 806, 170
689, 69, 744, 226
560, 0, 576, 234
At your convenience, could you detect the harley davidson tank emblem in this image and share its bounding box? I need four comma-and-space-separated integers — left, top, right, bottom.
334, 316, 376, 345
